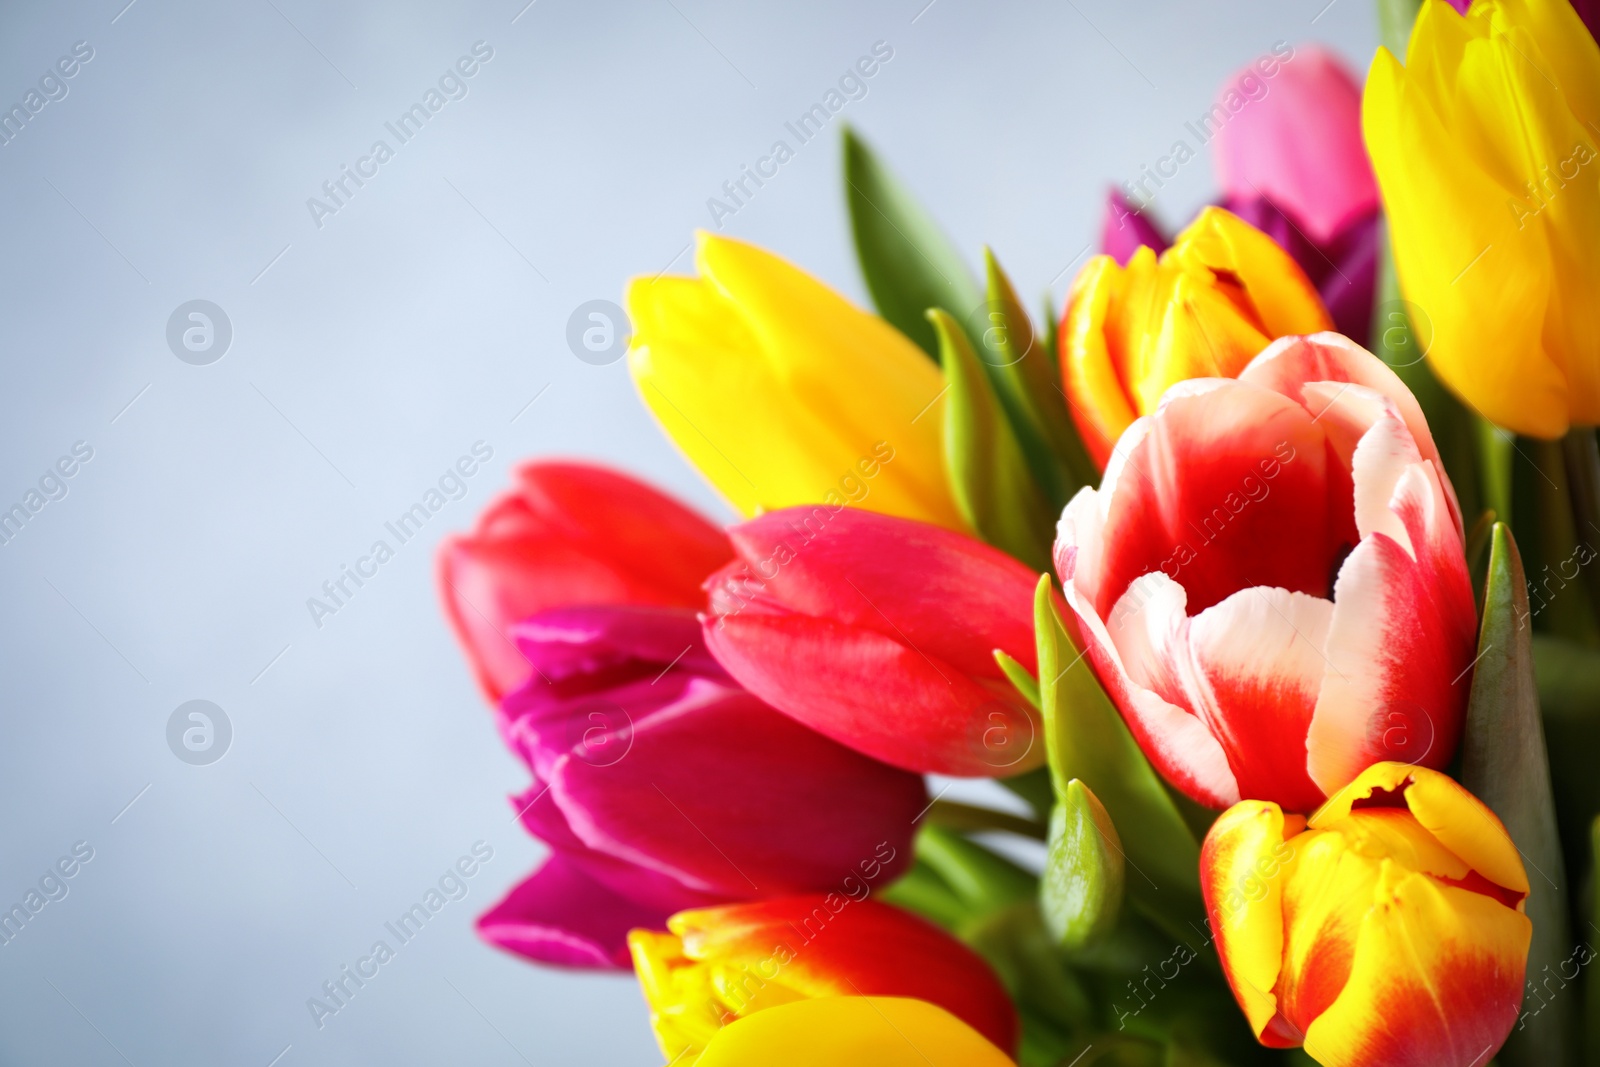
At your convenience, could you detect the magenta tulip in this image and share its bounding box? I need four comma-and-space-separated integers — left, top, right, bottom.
479, 603, 925, 969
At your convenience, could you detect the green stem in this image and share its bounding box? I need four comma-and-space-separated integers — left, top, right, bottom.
1561, 427, 1600, 627
926, 799, 1048, 841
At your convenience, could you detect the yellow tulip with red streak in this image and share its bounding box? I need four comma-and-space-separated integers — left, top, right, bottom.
1201, 762, 1531, 1067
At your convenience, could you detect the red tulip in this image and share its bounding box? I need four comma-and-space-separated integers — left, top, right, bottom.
703, 506, 1044, 777
1054, 334, 1475, 812
629, 897, 1018, 1061
436, 461, 732, 702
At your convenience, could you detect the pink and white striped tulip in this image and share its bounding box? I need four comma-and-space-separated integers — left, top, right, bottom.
1053, 334, 1476, 812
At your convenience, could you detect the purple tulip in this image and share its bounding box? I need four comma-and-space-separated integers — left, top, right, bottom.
477, 604, 927, 969
1099, 188, 1168, 265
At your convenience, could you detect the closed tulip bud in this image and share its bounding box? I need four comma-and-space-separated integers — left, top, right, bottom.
703, 505, 1044, 777
1364, 0, 1600, 437
627, 232, 964, 529
1202, 763, 1532, 1066
1055, 334, 1476, 811
1063, 207, 1333, 469
436, 462, 731, 702
629, 898, 1018, 1063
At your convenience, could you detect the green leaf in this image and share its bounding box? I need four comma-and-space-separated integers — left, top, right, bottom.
972, 250, 1099, 507
877, 857, 970, 930
1531, 634, 1600, 897
925, 798, 1047, 841
1041, 779, 1125, 951
1560, 427, 1600, 628
931, 308, 1054, 570
842, 127, 981, 360
1376, 0, 1424, 56
995, 648, 1042, 709
1589, 816, 1600, 1067
1462, 524, 1574, 1067
999, 767, 1055, 824
913, 823, 1036, 914
1033, 576, 1204, 947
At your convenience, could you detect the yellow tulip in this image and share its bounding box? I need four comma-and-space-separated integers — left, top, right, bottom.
692, 997, 1016, 1067
626, 233, 964, 529
1061, 207, 1332, 467
1364, 0, 1600, 438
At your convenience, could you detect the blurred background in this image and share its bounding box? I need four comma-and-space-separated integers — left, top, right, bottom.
0, 1, 1378, 1063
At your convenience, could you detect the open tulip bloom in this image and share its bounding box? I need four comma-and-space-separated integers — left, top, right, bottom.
434, 3, 1600, 1063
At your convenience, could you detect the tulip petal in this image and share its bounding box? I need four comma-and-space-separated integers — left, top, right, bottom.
1055, 528, 1239, 809
476, 854, 670, 970
1199, 801, 1305, 1043
1061, 255, 1140, 470
1311, 763, 1531, 901
437, 461, 731, 702
1083, 380, 1337, 619
1302, 864, 1531, 1067
1243, 332, 1468, 539
1100, 188, 1168, 265
628, 233, 962, 528
1309, 427, 1476, 794
696, 997, 1017, 1067
706, 610, 1039, 776
1364, 36, 1566, 437
720, 508, 1040, 678
548, 683, 925, 894
669, 899, 1018, 1055
1212, 46, 1378, 245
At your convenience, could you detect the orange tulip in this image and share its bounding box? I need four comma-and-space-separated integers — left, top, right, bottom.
1061, 206, 1333, 468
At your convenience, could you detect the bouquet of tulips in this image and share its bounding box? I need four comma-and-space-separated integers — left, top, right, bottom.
435, 1, 1600, 1063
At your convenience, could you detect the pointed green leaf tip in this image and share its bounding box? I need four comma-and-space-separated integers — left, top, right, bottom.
1041, 779, 1124, 950
842, 126, 981, 360
977, 249, 1099, 507
1033, 575, 1203, 948
1462, 523, 1572, 1067
930, 308, 1053, 570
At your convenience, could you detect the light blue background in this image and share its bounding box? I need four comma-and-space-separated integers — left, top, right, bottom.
0, 1, 1377, 1063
